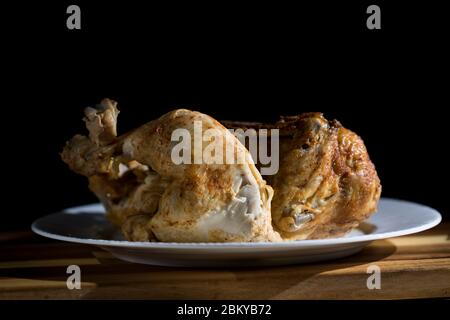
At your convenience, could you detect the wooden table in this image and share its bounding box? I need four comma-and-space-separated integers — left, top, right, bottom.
1, 223, 449, 300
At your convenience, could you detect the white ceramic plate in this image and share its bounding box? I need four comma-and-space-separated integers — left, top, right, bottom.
31, 198, 441, 267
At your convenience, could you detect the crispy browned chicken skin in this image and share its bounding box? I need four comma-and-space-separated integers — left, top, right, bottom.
273, 113, 381, 239
226, 113, 381, 240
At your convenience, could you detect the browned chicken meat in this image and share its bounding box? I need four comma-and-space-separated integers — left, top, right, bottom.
225, 113, 381, 240
61, 99, 280, 242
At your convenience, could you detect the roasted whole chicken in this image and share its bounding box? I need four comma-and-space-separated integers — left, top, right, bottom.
62, 99, 381, 242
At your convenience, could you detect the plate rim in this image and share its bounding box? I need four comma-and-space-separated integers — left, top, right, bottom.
31, 198, 442, 249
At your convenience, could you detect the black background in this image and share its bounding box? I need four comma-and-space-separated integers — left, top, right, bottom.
2, 1, 449, 230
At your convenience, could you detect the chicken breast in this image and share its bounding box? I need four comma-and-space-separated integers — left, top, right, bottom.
61, 99, 280, 242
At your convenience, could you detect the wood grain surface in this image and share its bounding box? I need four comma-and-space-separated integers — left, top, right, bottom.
0, 223, 449, 300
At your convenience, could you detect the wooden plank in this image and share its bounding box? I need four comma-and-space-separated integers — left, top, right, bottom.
0, 258, 100, 269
